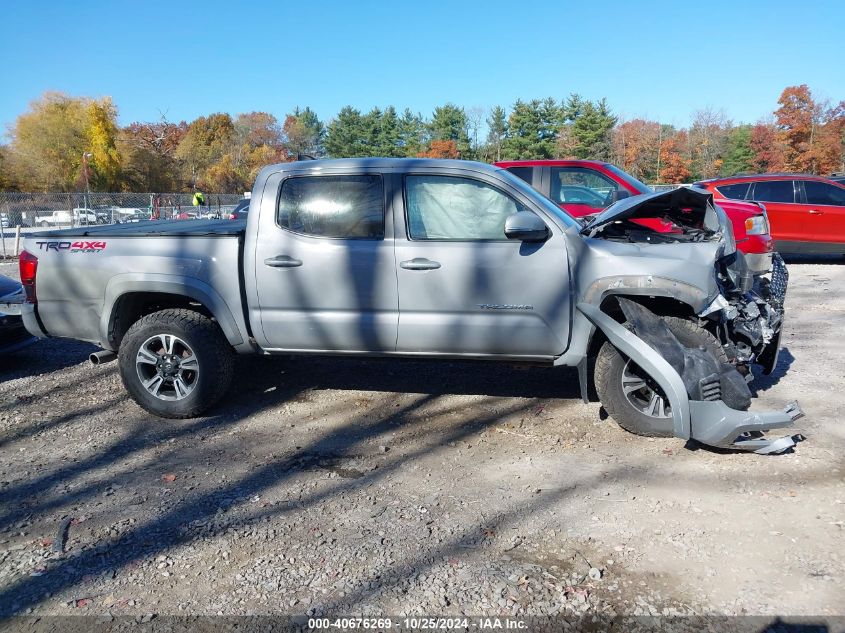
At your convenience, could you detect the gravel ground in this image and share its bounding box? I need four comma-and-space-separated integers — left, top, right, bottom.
0, 257, 843, 619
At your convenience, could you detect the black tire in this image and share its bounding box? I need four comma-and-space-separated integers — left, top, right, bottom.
118, 309, 234, 419
594, 316, 727, 437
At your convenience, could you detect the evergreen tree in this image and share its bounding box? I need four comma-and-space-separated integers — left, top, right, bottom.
325, 106, 365, 157
569, 98, 617, 160
429, 104, 470, 158
283, 107, 325, 157
502, 98, 563, 159
397, 108, 428, 157
485, 106, 507, 162
721, 125, 755, 176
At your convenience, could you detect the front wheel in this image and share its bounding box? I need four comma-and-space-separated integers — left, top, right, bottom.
594, 316, 727, 437
118, 309, 234, 418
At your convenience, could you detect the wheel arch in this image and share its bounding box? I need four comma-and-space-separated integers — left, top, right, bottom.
101, 275, 245, 351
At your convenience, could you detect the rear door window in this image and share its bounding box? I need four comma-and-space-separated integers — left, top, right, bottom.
751, 180, 795, 203
715, 182, 750, 199
803, 180, 845, 206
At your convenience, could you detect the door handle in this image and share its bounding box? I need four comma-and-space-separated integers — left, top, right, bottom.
264, 255, 302, 268
808, 209, 823, 215
400, 257, 441, 270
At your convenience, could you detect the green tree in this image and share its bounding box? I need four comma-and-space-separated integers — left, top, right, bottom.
568, 98, 617, 160
721, 125, 754, 176
281, 107, 325, 157
325, 106, 366, 157
429, 104, 470, 158
485, 105, 507, 162
397, 109, 428, 157
502, 98, 563, 160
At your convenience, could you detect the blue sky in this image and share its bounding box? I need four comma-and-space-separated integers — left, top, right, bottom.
1, 0, 843, 133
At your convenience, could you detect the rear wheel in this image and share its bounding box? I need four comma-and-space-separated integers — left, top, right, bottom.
594, 316, 727, 437
118, 309, 234, 418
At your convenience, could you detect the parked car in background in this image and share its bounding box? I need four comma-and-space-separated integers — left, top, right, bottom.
119, 211, 152, 223
228, 198, 250, 220
827, 173, 845, 185
696, 174, 845, 254
496, 160, 775, 274
0, 274, 36, 354
175, 211, 199, 220
36, 209, 99, 227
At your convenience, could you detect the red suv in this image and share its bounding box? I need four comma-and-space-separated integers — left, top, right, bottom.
495, 160, 775, 274
696, 174, 845, 254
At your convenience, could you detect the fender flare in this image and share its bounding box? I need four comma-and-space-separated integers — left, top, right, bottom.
100, 274, 245, 349
576, 302, 691, 439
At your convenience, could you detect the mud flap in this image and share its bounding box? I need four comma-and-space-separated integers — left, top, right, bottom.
577, 302, 803, 453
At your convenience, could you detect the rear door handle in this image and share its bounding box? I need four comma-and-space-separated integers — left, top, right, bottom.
808, 209, 823, 215
400, 257, 441, 270
264, 255, 302, 268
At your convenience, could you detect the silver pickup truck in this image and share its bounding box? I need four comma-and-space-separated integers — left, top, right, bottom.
19, 158, 802, 453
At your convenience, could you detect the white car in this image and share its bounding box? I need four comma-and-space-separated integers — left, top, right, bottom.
36, 208, 98, 227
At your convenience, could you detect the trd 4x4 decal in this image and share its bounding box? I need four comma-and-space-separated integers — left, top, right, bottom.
35, 241, 107, 253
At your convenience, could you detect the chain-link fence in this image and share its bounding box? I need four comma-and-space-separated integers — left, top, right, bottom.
0, 192, 244, 257
0, 192, 243, 229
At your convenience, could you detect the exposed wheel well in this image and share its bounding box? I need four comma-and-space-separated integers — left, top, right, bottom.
109, 292, 214, 349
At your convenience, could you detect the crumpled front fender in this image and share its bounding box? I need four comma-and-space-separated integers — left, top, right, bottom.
577, 302, 803, 453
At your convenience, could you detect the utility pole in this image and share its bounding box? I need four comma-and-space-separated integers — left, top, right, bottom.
81, 152, 93, 226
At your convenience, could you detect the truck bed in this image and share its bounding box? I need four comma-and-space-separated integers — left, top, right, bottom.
23, 220, 249, 350
32, 219, 246, 238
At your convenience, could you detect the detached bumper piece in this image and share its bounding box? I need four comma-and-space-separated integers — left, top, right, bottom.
688, 399, 804, 454
577, 302, 804, 455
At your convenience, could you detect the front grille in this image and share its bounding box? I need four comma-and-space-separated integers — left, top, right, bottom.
769, 253, 788, 307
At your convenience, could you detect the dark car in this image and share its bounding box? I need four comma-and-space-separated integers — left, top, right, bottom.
0, 274, 36, 354
120, 211, 152, 223
829, 173, 845, 185
228, 198, 250, 220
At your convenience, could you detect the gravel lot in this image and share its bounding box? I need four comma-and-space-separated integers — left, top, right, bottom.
0, 257, 843, 619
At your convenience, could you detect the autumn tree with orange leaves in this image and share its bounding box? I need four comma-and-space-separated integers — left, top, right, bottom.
659, 131, 692, 183
417, 139, 459, 159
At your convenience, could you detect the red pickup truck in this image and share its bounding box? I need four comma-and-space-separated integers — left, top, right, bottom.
495, 160, 775, 275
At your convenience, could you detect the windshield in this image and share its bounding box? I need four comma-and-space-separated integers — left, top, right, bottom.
494, 168, 581, 228
604, 164, 653, 195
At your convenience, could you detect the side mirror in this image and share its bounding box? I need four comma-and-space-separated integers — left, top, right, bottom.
504, 212, 549, 242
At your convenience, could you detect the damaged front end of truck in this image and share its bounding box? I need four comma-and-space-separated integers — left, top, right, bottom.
576, 187, 803, 454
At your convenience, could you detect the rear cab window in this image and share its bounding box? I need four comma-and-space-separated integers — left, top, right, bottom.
277, 175, 384, 239
502, 166, 534, 186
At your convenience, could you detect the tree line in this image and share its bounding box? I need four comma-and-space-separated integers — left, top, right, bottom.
1, 85, 842, 194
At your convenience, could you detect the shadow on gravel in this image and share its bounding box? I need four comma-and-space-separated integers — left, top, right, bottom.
0, 350, 834, 615
749, 347, 796, 395
782, 253, 845, 266
0, 338, 98, 380
0, 350, 588, 614
230, 354, 582, 400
